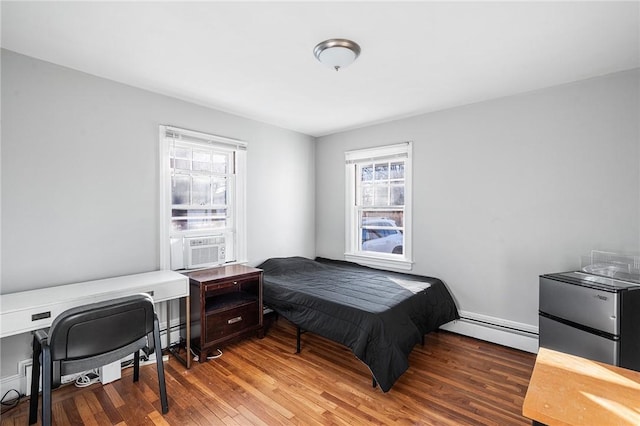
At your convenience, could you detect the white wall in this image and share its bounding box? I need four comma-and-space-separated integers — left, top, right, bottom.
0, 49, 316, 377
316, 69, 640, 338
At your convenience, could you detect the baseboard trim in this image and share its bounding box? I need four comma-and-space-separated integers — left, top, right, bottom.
440, 310, 539, 353
0, 373, 25, 400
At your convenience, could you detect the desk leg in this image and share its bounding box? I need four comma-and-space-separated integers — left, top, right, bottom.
166, 297, 191, 369
186, 295, 191, 369
166, 300, 172, 352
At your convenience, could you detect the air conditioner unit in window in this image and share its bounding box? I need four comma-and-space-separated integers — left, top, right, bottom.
185, 236, 226, 269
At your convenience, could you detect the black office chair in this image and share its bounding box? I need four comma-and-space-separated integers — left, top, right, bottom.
29, 293, 169, 425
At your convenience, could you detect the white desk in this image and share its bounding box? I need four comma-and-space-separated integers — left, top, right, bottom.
0, 270, 191, 368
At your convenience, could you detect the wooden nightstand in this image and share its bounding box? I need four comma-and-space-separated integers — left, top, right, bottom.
183, 265, 263, 362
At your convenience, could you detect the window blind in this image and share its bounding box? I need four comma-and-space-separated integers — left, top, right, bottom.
164, 125, 247, 151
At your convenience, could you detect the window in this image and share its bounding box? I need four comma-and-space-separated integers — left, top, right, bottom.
345, 142, 412, 271
159, 126, 247, 270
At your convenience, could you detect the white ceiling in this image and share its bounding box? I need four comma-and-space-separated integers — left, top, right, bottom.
2, 1, 639, 137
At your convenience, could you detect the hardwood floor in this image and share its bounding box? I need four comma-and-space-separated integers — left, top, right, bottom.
1, 319, 536, 425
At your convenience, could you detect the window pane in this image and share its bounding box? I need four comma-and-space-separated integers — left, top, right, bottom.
361, 164, 373, 181
172, 147, 191, 170
374, 163, 388, 180
212, 178, 227, 205
212, 153, 228, 174
192, 150, 212, 172
391, 185, 404, 206
374, 185, 389, 205
360, 184, 374, 206
172, 175, 190, 205
192, 176, 210, 206
360, 211, 404, 254
390, 162, 404, 179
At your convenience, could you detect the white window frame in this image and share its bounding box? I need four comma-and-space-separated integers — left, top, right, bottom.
344, 142, 413, 271
159, 125, 247, 270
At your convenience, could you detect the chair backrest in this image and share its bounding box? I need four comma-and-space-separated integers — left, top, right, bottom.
48, 293, 156, 366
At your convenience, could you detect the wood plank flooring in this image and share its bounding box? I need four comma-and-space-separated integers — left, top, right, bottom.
1, 319, 536, 425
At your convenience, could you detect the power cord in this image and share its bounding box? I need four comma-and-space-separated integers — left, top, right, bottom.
191, 348, 222, 362
0, 389, 24, 415
74, 372, 100, 388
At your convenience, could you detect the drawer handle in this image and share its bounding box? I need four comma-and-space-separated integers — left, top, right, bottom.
32, 311, 51, 321
233, 281, 238, 285
228, 316, 243, 324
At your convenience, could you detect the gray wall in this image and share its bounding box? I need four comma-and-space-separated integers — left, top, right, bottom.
0, 49, 316, 376
316, 69, 640, 329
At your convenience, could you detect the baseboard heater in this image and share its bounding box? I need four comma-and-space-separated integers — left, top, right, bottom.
441, 310, 539, 353
458, 314, 539, 337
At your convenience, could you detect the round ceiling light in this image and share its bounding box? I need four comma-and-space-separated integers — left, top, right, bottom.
313, 38, 361, 71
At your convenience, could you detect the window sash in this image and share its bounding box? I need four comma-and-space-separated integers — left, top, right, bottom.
356, 160, 405, 208
169, 141, 234, 235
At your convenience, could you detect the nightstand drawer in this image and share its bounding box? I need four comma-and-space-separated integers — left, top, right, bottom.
205, 302, 259, 342
204, 276, 257, 296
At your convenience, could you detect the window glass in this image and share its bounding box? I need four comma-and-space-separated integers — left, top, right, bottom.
192, 150, 212, 172
374, 185, 389, 205
390, 185, 404, 205
212, 178, 227, 205
374, 163, 388, 180
171, 175, 190, 205
361, 164, 373, 181
360, 184, 373, 206
212, 153, 228, 174
172, 147, 191, 170
390, 162, 404, 179
360, 213, 404, 254
192, 176, 211, 206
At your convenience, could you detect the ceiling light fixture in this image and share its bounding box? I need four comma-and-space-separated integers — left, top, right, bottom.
313, 38, 361, 71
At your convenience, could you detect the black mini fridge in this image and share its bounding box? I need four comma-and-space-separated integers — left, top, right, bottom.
539, 271, 640, 371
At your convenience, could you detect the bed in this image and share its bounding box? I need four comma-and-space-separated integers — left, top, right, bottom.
257, 256, 459, 392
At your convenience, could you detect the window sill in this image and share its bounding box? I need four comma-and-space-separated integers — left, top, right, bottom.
344, 253, 413, 272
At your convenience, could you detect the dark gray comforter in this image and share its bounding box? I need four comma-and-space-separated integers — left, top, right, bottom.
257, 257, 459, 392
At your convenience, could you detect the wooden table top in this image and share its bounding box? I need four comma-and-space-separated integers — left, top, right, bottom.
185, 264, 262, 283
523, 347, 640, 426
